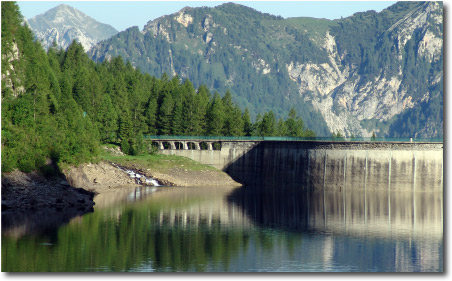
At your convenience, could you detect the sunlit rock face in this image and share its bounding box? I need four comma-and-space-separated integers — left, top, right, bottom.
26, 4, 118, 51
286, 2, 443, 137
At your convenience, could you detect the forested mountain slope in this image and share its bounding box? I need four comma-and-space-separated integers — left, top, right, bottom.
2, 2, 313, 173
89, 1, 443, 138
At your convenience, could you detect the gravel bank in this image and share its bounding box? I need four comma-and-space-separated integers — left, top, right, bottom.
1, 170, 94, 211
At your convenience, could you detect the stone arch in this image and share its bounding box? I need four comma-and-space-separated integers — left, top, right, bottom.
174, 142, 184, 150
199, 142, 209, 150
212, 142, 222, 150
162, 141, 171, 150
187, 142, 197, 150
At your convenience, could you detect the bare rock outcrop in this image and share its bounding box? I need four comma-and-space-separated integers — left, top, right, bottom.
1, 170, 94, 211
64, 161, 139, 193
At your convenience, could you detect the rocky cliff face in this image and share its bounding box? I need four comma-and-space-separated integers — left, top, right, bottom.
87, 1, 443, 138
26, 4, 118, 51
1, 40, 25, 97
286, 2, 442, 137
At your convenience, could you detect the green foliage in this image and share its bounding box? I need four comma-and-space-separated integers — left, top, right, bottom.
332, 131, 345, 141
284, 107, 308, 137
242, 108, 253, 136
96, 94, 118, 143
145, 96, 158, 135
206, 92, 225, 136
157, 91, 174, 135
254, 111, 276, 136
88, 2, 332, 136
119, 111, 134, 155
2, 1, 319, 174
1, 2, 100, 172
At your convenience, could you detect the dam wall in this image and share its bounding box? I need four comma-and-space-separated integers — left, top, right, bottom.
158, 141, 443, 191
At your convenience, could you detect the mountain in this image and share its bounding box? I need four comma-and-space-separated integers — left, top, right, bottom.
88, 2, 443, 138
26, 4, 118, 51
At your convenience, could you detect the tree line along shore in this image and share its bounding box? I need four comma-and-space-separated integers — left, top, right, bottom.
2, 2, 313, 177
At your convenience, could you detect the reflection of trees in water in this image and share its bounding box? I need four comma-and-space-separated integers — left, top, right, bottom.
1, 187, 442, 272
1, 207, 93, 239
1, 189, 302, 272
2, 207, 247, 271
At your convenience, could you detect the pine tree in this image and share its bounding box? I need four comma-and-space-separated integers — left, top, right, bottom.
171, 99, 184, 135
277, 118, 288, 136
158, 92, 174, 135
284, 107, 304, 137
253, 113, 263, 136
258, 111, 277, 136
195, 84, 211, 135
181, 79, 198, 135
226, 105, 245, 136
242, 108, 253, 136
97, 94, 118, 143
222, 90, 237, 136
145, 96, 158, 135
206, 92, 225, 136
119, 111, 134, 154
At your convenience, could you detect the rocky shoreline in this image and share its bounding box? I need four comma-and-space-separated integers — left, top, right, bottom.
1, 170, 95, 212
2, 158, 241, 212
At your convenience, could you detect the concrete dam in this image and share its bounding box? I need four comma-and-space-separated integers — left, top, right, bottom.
150, 138, 443, 191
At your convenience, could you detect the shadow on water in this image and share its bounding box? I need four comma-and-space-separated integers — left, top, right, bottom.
227, 186, 312, 231
2, 207, 93, 239
227, 185, 444, 239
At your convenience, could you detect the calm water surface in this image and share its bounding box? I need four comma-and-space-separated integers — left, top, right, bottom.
2, 185, 443, 272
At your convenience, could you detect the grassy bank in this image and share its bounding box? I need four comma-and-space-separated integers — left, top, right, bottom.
102, 153, 217, 173
98, 146, 241, 187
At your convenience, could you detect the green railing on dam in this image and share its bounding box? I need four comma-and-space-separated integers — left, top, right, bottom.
144, 135, 443, 143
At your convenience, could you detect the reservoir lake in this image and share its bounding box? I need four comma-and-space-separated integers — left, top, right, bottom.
2, 184, 443, 272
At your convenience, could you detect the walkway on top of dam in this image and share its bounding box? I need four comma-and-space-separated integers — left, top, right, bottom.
144, 135, 442, 152
144, 135, 443, 150
144, 135, 443, 143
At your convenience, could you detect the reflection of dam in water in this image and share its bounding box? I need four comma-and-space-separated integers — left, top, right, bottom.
151, 186, 254, 228
227, 188, 443, 240
108, 184, 443, 242
311, 190, 442, 239
226, 188, 443, 272
98, 186, 254, 229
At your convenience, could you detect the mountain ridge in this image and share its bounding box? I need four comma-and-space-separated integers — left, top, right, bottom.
32, 1, 442, 138
26, 4, 118, 51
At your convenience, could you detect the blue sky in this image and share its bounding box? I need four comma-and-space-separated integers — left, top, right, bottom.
18, 1, 396, 32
